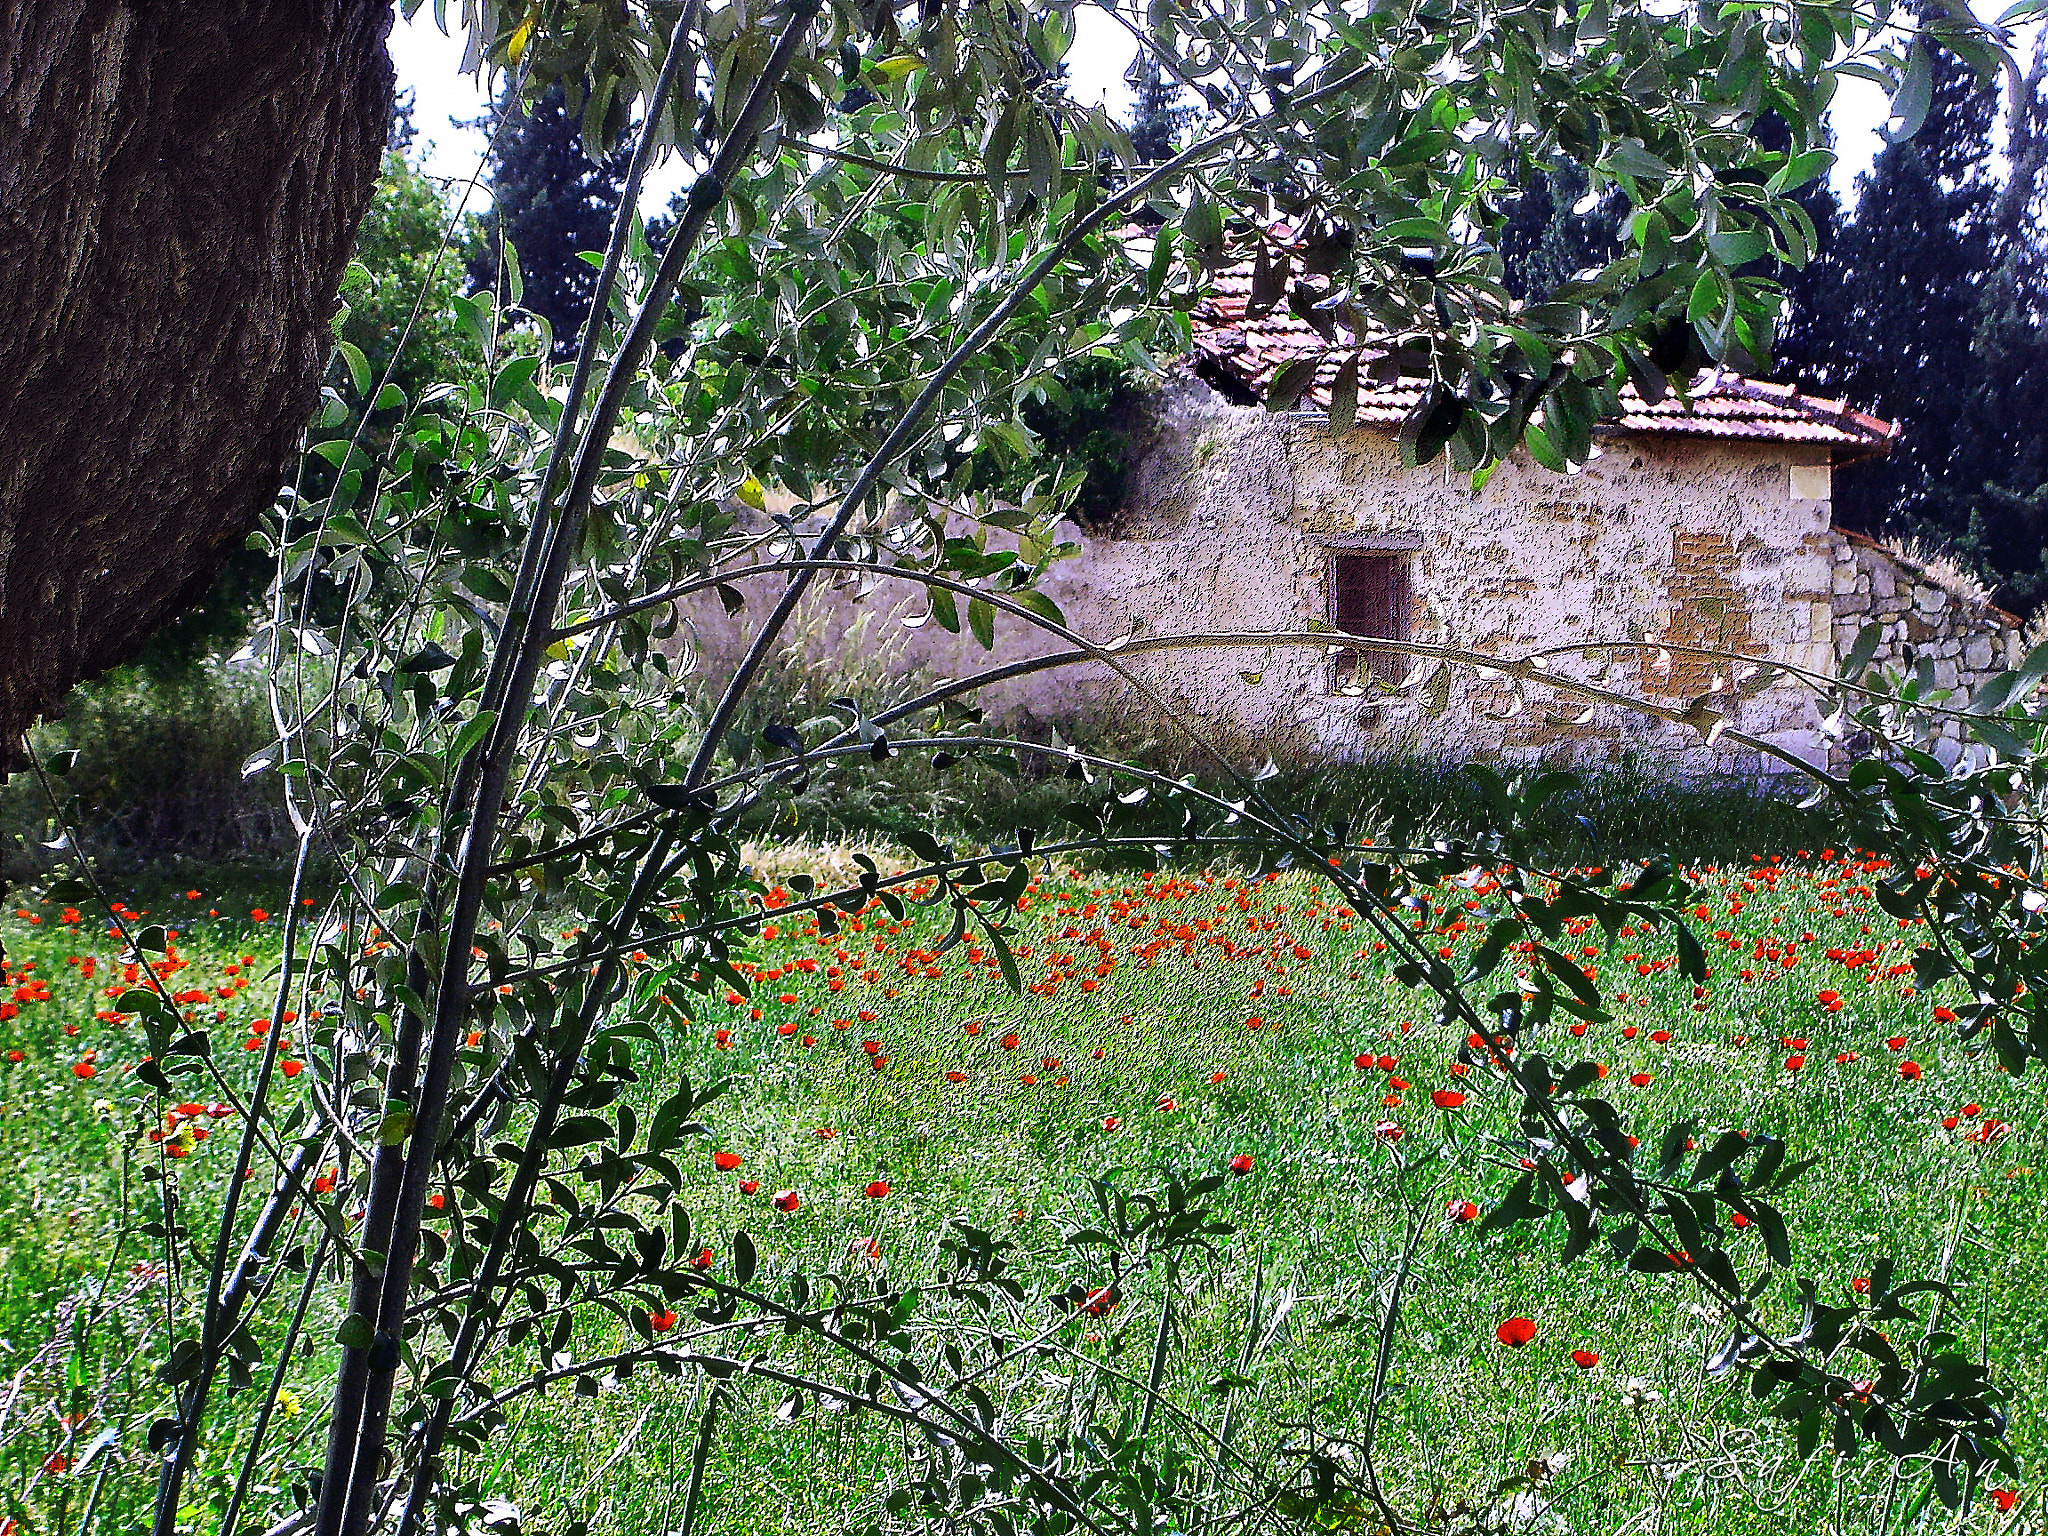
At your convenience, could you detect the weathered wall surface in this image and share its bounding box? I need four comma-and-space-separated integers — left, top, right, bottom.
682, 376, 2018, 777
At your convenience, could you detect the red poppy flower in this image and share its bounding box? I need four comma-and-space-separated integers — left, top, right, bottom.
1649, 1029, 1672, 1044
738, 1179, 760, 1194
1569, 1022, 1588, 1037
865, 1181, 890, 1199
772, 1189, 801, 1212
1353, 1053, 1374, 1071
649, 1310, 678, 1333
1629, 1072, 1652, 1087
1430, 1089, 1467, 1110
1783, 1055, 1805, 1071
1446, 1199, 1478, 1223
999, 1032, 1020, 1050
1495, 1316, 1538, 1348
691, 1247, 713, 1270
1933, 1005, 1959, 1024
1373, 1119, 1402, 1141
1209, 1070, 1227, 1084
1987, 1489, 2018, 1513
1077, 1285, 1120, 1317
713, 1151, 743, 1171
1899, 1060, 1923, 1081
945, 1070, 966, 1083
71, 1061, 96, 1079
962, 1021, 981, 1036
1886, 1035, 1908, 1050
1228, 1154, 1254, 1175
1851, 1275, 1871, 1294
1570, 1348, 1601, 1369
1103, 1116, 1122, 1131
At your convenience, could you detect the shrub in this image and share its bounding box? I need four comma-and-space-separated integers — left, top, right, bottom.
3, 664, 290, 869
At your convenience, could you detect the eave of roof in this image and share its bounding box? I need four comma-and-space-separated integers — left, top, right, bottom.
1187, 257, 1899, 456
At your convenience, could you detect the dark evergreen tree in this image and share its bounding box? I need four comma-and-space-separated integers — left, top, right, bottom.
1948, 39, 2048, 603
1752, 113, 1842, 384
388, 86, 417, 156
467, 83, 631, 358
1495, 158, 1626, 301
1125, 53, 1195, 164
1786, 20, 2003, 563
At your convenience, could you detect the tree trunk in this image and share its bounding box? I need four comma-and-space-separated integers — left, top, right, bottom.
0, 0, 395, 760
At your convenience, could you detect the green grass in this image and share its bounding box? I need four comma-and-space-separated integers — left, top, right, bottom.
1, 854, 2042, 1534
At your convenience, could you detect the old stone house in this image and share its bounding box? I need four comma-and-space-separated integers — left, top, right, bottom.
694, 263, 2025, 777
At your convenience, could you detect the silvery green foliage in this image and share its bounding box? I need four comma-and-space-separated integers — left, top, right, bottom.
120, 1, 2047, 1530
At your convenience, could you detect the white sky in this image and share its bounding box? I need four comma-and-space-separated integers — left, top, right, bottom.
385, 6, 2011, 212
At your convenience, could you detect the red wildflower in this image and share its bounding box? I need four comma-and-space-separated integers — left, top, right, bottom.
738, 1179, 760, 1194
649, 1310, 678, 1333
1446, 1199, 1478, 1223
1495, 1316, 1538, 1348
772, 1189, 801, 1213
1430, 1089, 1467, 1110
691, 1248, 713, 1270
1228, 1154, 1255, 1175
1570, 1349, 1601, 1369
713, 1151, 743, 1171
1629, 1072, 1653, 1087
865, 1181, 890, 1199
1899, 1060, 1923, 1081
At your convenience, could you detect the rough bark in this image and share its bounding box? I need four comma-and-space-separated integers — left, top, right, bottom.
0, 0, 395, 761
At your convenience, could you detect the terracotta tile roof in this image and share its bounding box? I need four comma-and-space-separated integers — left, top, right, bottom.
1186, 252, 1899, 454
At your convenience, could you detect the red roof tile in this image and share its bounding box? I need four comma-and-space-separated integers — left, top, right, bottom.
1186, 252, 1898, 454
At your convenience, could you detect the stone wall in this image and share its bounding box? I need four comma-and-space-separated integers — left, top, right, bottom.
1826, 531, 2023, 766
682, 375, 2001, 779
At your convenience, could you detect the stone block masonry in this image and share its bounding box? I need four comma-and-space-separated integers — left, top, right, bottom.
1827, 531, 2023, 769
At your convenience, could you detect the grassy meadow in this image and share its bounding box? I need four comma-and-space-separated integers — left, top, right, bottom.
2, 850, 2042, 1534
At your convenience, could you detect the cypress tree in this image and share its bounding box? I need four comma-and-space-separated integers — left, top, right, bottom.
1496, 158, 1626, 301
467, 83, 631, 358
1789, 21, 2000, 562
1125, 53, 1195, 164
